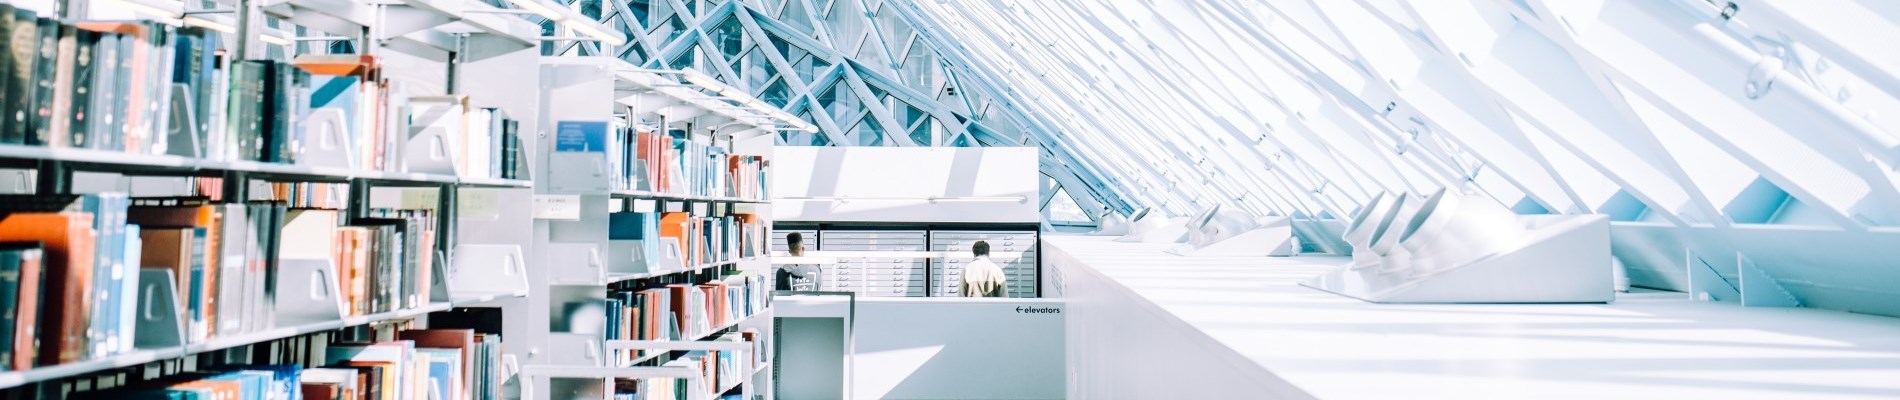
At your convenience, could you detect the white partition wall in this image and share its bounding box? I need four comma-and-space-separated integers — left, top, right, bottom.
773, 147, 1039, 223
851, 298, 1065, 400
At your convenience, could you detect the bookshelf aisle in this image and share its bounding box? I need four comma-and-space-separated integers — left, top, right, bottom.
0, 0, 563, 398
516, 57, 795, 400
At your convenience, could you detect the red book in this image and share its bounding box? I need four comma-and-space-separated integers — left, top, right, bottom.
9, 246, 41, 370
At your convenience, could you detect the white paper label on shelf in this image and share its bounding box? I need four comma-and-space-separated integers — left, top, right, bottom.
401, 189, 441, 209
734, 203, 759, 214
460, 190, 502, 220
533, 195, 582, 220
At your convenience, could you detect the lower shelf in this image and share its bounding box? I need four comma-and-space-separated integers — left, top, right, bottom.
0, 291, 525, 390
620, 308, 771, 367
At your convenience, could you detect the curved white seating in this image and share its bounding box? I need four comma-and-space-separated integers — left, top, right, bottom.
1396, 189, 1526, 276
1340, 191, 1391, 250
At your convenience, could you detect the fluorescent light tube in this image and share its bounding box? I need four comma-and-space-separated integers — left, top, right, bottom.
564, 19, 626, 47
681, 70, 723, 91
181, 15, 236, 33
260, 33, 293, 46
505, 0, 564, 21
107, 0, 181, 18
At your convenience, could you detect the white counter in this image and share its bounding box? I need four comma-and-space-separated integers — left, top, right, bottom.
1045, 235, 1900, 399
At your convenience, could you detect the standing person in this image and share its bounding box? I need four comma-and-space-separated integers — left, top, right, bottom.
959, 241, 1008, 297
776, 232, 822, 291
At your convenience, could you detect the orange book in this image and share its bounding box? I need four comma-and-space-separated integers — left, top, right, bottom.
667, 284, 693, 337
291, 54, 378, 76
169, 379, 242, 399
659, 212, 689, 264
639, 290, 663, 341
0, 212, 94, 365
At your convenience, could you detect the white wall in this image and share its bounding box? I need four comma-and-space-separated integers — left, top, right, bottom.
850, 298, 1066, 400
771, 147, 1039, 223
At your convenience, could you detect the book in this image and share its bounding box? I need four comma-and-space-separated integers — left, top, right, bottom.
71, 28, 100, 146
89, 31, 120, 150
47, 24, 75, 146
28, 17, 56, 145
227, 60, 269, 161
5, 10, 39, 144
0, 243, 39, 370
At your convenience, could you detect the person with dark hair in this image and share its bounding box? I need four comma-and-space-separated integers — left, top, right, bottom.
958, 240, 1007, 297
776, 232, 821, 291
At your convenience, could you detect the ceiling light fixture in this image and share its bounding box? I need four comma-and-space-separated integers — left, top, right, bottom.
504, 0, 564, 20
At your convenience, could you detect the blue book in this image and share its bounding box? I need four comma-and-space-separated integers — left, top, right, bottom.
95, 193, 128, 356
118, 224, 140, 354
306, 74, 360, 166
221, 364, 303, 400
0, 244, 29, 364
417, 348, 461, 400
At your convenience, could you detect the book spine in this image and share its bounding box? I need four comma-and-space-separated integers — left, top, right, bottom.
12, 248, 38, 370
46, 25, 74, 147
5, 11, 39, 144
0, 249, 20, 369
117, 225, 141, 355
24, 18, 56, 144
109, 32, 133, 151
188, 226, 207, 340
88, 33, 119, 150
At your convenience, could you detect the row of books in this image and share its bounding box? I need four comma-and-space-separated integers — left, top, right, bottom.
336, 209, 438, 316
613, 330, 761, 400
70, 364, 303, 400
64, 328, 506, 400
0, 193, 160, 367
314, 329, 504, 400
0, 10, 202, 152
604, 272, 771, 362
0, 195, 299, 368
609, 126, 768, 200
608, 211, 767, 270
0, 192, 446, 371
0, 13, 528, 178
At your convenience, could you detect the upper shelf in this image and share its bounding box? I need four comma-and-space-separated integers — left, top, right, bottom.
611, 189, 769, 203
0, 145, 533, 188
262, 0, 540, 52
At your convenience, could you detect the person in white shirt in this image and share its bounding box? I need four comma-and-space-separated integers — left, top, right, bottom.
959, 241, 1008, 297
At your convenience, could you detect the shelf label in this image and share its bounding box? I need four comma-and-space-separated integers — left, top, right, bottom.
554, 121, 608, 153
533, 194, 582, 220
460, 190, 502, 220
400, 189, 441, 209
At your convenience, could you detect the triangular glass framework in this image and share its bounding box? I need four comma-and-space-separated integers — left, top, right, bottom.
566, 0, 1900, 316
562, 0, 1122, 222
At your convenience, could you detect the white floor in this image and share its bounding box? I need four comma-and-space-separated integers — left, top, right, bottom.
1046, 235, 1900, 399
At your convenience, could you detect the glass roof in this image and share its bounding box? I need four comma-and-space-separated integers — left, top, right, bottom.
578, 0, 1900, 315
